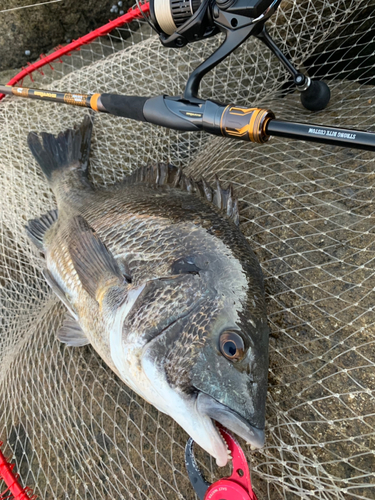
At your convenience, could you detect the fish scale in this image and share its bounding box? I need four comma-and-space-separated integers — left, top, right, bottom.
25, 115, 270, 467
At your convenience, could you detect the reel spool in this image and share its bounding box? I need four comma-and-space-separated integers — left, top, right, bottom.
142, 0, 331, 110
148, 0, 280, 48
150, 0, 205, 38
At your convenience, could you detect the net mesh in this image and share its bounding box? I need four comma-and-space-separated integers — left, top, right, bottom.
1, 1, 375, 498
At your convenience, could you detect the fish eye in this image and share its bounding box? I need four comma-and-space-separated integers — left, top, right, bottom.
219, 331, 245, 362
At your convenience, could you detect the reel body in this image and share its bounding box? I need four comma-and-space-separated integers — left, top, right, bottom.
146, 0, 330, 109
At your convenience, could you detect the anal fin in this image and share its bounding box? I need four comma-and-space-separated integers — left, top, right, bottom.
25, 209, 58, 249
57, 312, 89, 347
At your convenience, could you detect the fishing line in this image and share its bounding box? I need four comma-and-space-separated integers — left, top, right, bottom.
0, 0, 62, 14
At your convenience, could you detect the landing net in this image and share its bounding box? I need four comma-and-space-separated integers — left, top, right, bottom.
0, 1, 374, 498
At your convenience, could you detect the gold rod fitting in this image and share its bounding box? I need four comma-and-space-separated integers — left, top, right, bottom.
220, 106, 275, 143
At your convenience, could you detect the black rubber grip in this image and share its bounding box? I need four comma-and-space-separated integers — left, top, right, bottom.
100, 94, 148, 121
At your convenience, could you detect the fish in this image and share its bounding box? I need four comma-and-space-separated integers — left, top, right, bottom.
25, 115, 269, 467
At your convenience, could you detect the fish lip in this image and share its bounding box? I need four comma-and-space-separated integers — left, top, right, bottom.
196, 392, 265, 449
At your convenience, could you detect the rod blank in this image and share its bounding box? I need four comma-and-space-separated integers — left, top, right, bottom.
267, 119, 375, 152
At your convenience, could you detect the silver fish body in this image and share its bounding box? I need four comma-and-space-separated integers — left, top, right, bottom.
26, 117, 269, 466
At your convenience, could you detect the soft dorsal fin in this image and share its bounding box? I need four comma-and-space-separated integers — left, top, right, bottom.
68, 215, 125, 301
57, 311, 90, 347
25, 209, 58, 249
122, 163, 240, 226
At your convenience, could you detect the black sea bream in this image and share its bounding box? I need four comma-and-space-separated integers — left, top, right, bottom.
26, 116, 269, 466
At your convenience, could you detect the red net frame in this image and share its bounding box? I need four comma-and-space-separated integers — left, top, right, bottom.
0, 2, 150, 101
0, 442, 36, 500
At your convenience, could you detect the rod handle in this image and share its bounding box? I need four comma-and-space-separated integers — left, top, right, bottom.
99, 94, 149, 121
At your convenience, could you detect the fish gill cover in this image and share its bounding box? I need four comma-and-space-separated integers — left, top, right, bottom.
0, 0, 375, 498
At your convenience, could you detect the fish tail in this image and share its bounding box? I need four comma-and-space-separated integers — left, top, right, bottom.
27, 115, 93, 182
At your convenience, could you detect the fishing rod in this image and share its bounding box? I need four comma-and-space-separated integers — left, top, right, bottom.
1, 0, 374, 151
1, 83, 375, 151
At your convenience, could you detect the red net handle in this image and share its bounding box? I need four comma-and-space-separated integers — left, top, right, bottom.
0, 3, 150, 101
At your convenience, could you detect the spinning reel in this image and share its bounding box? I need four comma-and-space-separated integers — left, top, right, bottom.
143, 0, 331, 110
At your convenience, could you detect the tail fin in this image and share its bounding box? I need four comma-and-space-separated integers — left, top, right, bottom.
27, 115, 93, 181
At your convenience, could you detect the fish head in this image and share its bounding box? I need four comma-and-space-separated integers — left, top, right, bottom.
138, 259, 269, 467
191, 302, 270, 460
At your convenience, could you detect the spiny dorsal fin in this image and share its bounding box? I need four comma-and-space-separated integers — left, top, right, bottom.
122, 163, 240, 226
57, 311, 90, 347
25, 209, 58, 249
68, 215, 125, 301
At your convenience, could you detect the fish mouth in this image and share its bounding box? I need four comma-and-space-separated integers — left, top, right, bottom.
196, 392, 265, 465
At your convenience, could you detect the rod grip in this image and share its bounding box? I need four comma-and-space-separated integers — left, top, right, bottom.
99, 94, 148, 121
220, 106, 275, 143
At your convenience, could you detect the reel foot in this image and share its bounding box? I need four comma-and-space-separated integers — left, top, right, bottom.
300, 80, 331, 111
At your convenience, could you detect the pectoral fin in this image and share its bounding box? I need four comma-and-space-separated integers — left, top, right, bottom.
68, 215, 125, 301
